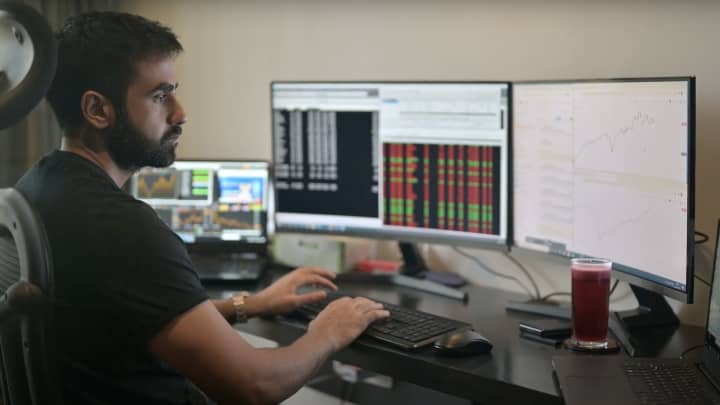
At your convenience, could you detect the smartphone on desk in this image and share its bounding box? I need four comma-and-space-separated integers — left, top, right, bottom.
518, 319, 572, 338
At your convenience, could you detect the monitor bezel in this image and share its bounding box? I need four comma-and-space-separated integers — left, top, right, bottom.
511, 76, 695, 303
270, 80, 513, 250
132, 158, 272, 255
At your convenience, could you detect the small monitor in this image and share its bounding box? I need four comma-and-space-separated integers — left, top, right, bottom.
271, 81, 510, 249
130, 160, 270, 253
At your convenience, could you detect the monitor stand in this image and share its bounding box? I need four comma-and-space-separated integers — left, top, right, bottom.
392, 242, 469, 302
612, 284, 679, 357
505, 283, 679, 357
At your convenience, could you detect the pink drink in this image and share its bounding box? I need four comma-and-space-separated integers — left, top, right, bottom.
571, 258, 611, 348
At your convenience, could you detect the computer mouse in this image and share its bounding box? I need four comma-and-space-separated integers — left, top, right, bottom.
433, 329, 493, 356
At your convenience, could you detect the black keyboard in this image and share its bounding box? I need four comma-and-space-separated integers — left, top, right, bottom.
623, 360, 720, 405
297, 292, 472, 349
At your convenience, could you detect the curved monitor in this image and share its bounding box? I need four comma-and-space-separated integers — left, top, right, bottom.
271, 81, 510, 249
513, 77, 695, 304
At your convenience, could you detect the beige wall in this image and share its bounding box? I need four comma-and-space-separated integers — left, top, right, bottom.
119, 0, 720, 325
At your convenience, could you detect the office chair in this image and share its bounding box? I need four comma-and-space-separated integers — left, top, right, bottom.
0, 188, 61, 404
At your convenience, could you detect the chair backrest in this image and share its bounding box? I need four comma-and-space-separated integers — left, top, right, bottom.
0, 187, 60, 405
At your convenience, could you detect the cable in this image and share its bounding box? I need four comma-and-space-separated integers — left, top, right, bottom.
453, 247, 537, 299
679, 344, 704, 360
502, 251, 542, 301
696, 274, 712, 287
540, 279, 620, 302
695, 231, 710, 245
539, 291, 570, 301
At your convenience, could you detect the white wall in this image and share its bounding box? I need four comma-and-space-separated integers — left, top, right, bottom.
119, 0, 720, 326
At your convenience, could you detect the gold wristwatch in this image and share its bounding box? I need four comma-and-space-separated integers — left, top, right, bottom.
231, 291, 251, 323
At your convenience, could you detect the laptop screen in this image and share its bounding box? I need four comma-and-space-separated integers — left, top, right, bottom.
708, 220, 720, 349
130, 160, 270, 251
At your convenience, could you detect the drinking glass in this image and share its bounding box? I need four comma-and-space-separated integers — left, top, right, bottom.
568, 258, 612, 350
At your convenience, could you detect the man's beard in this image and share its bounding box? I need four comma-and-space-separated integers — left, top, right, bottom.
106, 111, 182, 171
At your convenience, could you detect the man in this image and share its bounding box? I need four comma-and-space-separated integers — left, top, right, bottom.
16, 11, 389, 404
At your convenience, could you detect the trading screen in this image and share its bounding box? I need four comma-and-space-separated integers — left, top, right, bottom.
513, 79, 691, 293
131, 161, 269, 244
272, 82, 509, 246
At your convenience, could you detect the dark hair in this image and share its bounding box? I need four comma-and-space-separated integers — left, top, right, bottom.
46, 11, 183, 130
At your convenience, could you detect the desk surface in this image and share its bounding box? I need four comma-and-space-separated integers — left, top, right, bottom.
205, 276, 704, 404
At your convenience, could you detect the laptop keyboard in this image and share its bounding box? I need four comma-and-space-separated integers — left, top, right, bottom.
192, 255, 265, 280
623, 360, 720, 405
297, 291, 471, 349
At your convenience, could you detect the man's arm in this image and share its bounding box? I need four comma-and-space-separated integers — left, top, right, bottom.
212, 267, 340, 323
211, 295, 267, 323
150, 297, 388, 405
212, 298, 236, 323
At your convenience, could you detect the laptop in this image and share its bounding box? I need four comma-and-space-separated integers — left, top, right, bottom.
130, 160, 271, 281
552, 219, 720, 405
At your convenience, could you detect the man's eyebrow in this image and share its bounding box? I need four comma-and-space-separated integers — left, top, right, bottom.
150, 82, 179, 94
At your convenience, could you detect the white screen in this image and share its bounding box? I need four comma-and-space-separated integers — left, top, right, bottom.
513, 79, 691, 293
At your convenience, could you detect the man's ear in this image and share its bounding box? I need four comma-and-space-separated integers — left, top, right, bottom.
80, 90, 116, 130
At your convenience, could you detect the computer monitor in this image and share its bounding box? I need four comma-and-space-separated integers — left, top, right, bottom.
129, 160, 270, 254
271, 81, 510, 288
512, 77, 695, 355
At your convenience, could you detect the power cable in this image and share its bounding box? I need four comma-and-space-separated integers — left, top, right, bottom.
453, 247, 537, 299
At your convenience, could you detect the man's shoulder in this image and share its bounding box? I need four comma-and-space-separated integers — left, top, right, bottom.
108, 196, 189, 255
16, 151, 116, 204
112, 196, 171, 233
16, 155, 173, 243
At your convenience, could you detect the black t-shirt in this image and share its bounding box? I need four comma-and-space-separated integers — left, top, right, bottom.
15, 151, 212, 404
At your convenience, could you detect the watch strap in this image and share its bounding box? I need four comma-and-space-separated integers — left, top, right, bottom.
231, 291, 251, 323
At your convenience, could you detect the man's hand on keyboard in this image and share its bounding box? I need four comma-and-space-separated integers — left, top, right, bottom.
248, 267, 339, 316
307, 296, 390, 352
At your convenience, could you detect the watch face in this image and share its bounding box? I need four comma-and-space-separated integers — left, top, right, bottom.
232, 292, 250, 323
